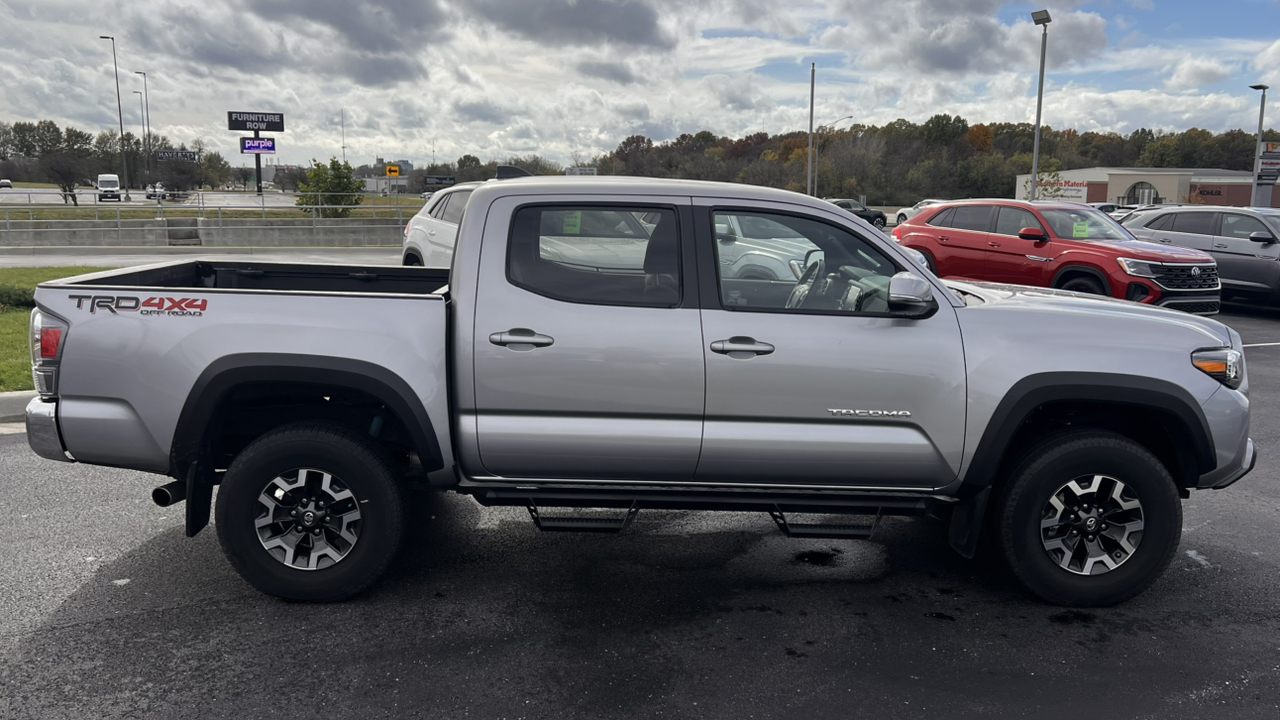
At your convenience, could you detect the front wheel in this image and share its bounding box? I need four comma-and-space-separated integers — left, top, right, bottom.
215, 422, 406, 602
997, 431, 1182, 606
897, 214, 908, 225
872, 216, 886, 229
1059, 275, 1106, 296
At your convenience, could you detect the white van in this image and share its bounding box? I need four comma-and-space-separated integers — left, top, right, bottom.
97, 174, 121, 202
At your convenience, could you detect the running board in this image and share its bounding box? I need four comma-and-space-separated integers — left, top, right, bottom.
527, 503, 639, 534
770, 508, 883, 540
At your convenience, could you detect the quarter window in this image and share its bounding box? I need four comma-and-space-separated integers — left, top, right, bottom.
712, 211, 901, 315
507, 206, 680, 307
428, 194, 450, 219
927, 207, 955, 227
1144, 213, 1174, 231
440, 190, 473, 224
1171, 212, 1216, 235
994, 207, 1042, 237
1220, 213, 1269, 239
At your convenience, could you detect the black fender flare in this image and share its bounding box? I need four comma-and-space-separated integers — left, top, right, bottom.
170, 353, 444, 482
1051, 264, 1113, 295
947, 371, 1214, 557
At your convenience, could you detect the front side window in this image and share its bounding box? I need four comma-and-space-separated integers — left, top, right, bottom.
508, 205, 680, 307
1040, 208, 1131, 241
712, 211, 901, 315
1220, 213, 1269, 240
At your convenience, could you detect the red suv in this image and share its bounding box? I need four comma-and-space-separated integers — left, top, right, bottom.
892, 200, 1221, 315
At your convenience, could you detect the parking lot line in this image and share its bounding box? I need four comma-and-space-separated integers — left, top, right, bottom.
1243, 342, 1280, 348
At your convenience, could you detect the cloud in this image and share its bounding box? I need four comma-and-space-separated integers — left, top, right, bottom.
1127, 0, 1155, 9
1165, 57, 1233, 90
1251, 38, 1280, 86
576, 60, 639, 85
460, 0, 675, 49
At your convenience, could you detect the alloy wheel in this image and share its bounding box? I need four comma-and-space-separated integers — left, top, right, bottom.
1039, 474, 1144, 576
255, 468, 362, 571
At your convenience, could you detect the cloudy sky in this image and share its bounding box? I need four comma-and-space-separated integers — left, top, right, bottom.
0, 0, 1277, 168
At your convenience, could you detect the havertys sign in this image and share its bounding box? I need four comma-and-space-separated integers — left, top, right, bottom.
241, 137, 276, 154
227, 112, 284, 132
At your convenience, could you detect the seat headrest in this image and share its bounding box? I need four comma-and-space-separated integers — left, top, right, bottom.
643, 214, 680, 275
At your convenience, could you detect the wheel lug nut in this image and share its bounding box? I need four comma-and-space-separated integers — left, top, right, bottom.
318, 502, 325, 509
1070, 530, 1079, 536
312, 529, 321, 535
291, 509, 298, 517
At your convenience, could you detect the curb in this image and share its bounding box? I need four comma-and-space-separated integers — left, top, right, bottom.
0, 390, 36, 424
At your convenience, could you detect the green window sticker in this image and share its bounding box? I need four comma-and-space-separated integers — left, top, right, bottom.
1073, 221, 1089, 237
562, 211, 582, 234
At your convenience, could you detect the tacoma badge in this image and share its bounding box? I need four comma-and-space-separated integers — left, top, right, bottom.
828, 408, 912, 418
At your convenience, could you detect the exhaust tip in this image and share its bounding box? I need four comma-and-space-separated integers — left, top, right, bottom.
152, 480, 186, 507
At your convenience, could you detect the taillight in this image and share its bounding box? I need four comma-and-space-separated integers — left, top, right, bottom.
892, 225, 903, 239
30, 309, 68, 397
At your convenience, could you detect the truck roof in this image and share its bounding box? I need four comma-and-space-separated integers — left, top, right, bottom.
469, 175, 832, 209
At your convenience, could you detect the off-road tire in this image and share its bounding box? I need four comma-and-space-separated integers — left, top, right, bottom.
215, 422, 405, 602
997, 430, 1182, 606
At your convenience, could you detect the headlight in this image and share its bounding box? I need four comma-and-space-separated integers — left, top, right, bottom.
1192, 348, 1243, 389
1117, 257, 1160, 278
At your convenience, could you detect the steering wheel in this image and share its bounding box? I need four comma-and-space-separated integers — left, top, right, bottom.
785, 257, 825, 309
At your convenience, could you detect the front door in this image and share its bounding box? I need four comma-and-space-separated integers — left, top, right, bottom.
694, 203, 967, 489
470, 200, 705, 481
983, 205, 1060, 284
1215, 212, 1280, 296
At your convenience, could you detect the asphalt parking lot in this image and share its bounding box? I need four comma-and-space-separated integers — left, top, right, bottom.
1, 305, 1278, 719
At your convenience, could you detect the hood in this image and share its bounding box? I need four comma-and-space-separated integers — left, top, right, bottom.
944, 280, 1232, 346
1077, 238, 1212, 263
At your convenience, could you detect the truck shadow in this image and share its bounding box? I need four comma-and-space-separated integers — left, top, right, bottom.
3, 488, 1244, 719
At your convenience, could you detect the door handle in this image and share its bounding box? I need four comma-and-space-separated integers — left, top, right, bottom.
429, 230, 437, 236
938, 235, 949, 242
1214, 243, 1229, 249
489, 328, 554, 350
1157, 238, 1172, 243
988, 241, 1001, 248
710, 336, 775, 357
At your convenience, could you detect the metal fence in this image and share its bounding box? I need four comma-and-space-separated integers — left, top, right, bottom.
0, 190, 419, 247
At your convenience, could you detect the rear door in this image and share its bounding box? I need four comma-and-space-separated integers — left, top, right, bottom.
694, 201, 967, 489
469, 197, 706, 481
1215, 212, 1280, 295
983, 205, 1059, 284
1150, 211, 1216, 253
934, 205, 995, 279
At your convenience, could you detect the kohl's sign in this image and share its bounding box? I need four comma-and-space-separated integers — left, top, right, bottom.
241, 137, 276, 155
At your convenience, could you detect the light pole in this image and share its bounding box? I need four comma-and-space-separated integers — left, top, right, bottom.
132, 91, 147, 188
1251, 84, 1270, 207
99, 35, 131, 201
1029, 9, 1051, 201
806, 62, 815, 196
135, 71, 152, 186
813, 115, 855, 197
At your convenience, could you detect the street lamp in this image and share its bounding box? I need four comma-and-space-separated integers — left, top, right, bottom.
132, 91, 146, 189
135, 71, 152, 187
99, 35, 131, 201
1029, 9, 1051, 201
813, 115, 855, 197
1251, 84, 1270, 207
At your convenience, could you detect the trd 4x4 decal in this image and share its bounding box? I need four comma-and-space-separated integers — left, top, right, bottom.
69, 295, 208, 317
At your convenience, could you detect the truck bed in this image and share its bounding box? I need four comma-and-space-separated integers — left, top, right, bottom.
48, 260, 449, 296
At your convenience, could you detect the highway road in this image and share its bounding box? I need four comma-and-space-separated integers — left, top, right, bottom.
1, 308, 1278, 718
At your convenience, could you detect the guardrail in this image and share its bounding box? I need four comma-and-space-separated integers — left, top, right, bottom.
0, 191, 420, 247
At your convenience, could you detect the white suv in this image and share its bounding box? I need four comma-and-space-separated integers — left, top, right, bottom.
402, 183, 480, 267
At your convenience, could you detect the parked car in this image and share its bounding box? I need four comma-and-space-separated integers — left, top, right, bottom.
145, 183, 168, 200
893, 199, 1221, 315
96, 173, 121, 202
895, 198, 947, 226
825, 198, 887, 229
0, 178, 12, 189
27, 178, 1255, 608
1122, 205, 1280, 304
402, 182, 481, 266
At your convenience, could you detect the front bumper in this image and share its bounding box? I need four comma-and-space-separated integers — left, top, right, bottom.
25, 398, 73, 463
1198, 437, 1256, 490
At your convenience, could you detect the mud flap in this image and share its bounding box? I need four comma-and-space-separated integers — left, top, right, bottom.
948, 487, 990, 559
185, 463, 214, 537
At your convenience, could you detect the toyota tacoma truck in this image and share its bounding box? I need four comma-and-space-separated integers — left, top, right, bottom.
25, 177, 1255, 606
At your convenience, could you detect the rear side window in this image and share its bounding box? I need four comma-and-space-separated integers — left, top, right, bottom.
950, 206, 994, 232
994, 207, 1042, 236
441, 190, 473, 224
507, 206, 680, 307
926, 208, 955, 227
1171, 212, 1216, 235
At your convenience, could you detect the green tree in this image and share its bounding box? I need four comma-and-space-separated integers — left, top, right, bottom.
296, 157, 363, 218
200, 151, 232, 189
39, 125, 93, 205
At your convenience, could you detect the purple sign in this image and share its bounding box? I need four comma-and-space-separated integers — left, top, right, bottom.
241, 137, 276, 155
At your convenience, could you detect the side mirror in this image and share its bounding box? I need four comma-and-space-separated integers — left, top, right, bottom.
714, 222, 733, 240
888, 272, 936, 318
1249, 231, 1276, 244
1018, 227, 1048, 241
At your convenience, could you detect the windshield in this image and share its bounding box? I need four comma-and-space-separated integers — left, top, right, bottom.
1039, 207, 1132, 241
99, 179, 119, 189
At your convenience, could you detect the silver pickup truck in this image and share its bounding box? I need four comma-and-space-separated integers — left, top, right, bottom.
26, 177, 1255, 606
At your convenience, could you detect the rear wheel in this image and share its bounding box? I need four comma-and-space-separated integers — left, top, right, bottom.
1059, 275, 1106, 296
215, 422, 406, 602
403, 254, 422, 267
997, 431, 1181, 606
897, 214, 908, 225
873, 216, 886, 229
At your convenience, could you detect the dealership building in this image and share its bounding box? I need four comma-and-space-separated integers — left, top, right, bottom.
1014, 167, 1278, 207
